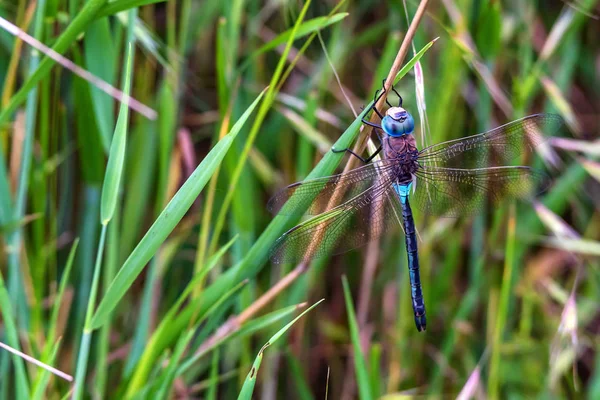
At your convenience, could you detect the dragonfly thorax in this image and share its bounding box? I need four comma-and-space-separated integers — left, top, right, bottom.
384, 135, 420, 177
382, 107, 415, 137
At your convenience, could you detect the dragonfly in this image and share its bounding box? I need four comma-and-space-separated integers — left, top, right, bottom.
267, 83, 563, 332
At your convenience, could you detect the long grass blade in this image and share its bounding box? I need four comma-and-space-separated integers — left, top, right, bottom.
90, 88, 266, 330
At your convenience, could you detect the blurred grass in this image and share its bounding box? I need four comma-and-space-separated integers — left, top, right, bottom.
0, 0, 599, 399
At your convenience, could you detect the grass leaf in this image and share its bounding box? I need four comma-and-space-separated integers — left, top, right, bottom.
237, 299, 324, 400
90, 88, 266, 330
342, 276, 372, 400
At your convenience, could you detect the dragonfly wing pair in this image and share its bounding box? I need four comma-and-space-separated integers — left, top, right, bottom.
269, 114, 564, 264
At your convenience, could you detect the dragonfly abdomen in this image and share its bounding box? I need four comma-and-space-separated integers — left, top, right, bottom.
394, 183, 427, 332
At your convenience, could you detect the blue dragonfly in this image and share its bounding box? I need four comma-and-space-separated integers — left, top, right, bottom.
267, 84, 563, 332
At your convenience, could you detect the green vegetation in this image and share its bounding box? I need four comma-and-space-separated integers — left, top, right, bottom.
0, 0, 598, 398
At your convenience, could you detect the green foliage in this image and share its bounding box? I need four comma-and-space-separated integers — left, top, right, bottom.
0, 1, 598, 399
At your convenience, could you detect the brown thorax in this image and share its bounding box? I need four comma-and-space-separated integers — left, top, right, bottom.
384, 134, 418, 160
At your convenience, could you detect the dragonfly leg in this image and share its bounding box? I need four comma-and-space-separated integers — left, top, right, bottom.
363, 145, 383, 163
331, 145, 382, 164
381, 78, 403, 107
361, 117, 382, 129
366, 85, 387, 119
390, 85, 403, 107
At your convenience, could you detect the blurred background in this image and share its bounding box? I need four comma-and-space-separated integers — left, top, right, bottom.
0, 0, 598, 398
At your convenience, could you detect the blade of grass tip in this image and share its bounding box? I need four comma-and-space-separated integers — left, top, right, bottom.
580, 158, 600, 183
342, 276, 372, 400
101, 42, 134, 226
178, 303, 308, 376
540, 76, 581, 135
325, 367, 330, 400
90, 88, 265, 330
72, 42, 134, 400
237, 299, 324, 400
540, 237, 600, 256
533, 201, 579, 239
207, 0, 312, 256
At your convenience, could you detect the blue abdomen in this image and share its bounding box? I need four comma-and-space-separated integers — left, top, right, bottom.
393, 183, 427, 332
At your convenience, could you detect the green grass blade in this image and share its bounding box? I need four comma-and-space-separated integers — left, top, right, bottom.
127, 277, 248, 395
342, 276, 372, 400
178, 303, 309, 375
244, 13, 349, 63
72, 224, 108, 400
154, 329, 196, 399
90, 88, 266, 330
100, 43, 134, 225
72, 37, 135, 398
237, 299, 324, 400
488, 203, 516, 399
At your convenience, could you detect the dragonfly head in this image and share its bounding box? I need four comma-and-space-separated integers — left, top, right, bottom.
382, 107, 415, 137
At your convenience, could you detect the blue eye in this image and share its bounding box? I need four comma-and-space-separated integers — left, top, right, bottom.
382, 112, 415, 137
402, 113, 415, 133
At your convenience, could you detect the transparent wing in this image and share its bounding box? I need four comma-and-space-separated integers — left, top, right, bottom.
412, 165, 548, 217
417, 114, 563, 168
270, 176, 403, 264
267, 159, 400, 216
